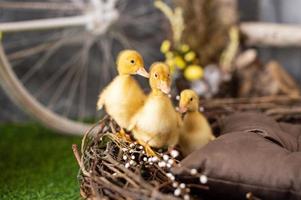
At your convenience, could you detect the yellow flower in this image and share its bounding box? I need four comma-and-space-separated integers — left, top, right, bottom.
174, 56, 186, 69
165, 51, 173, 59
160, 40, 171, 53
184, 65, 204, 81
166, 58, 174, 67
184, 51, 196, 62
180, 44, 189, 52
165, 59, 175, 74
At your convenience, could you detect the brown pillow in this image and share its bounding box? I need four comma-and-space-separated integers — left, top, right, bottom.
173, 112, 301, 200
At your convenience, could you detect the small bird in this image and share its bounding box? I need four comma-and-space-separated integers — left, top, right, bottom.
97, 50, 149, 134
128, 62, 180, 156
178, 89, 215, 156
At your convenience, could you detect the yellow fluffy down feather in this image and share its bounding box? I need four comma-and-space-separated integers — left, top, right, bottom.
178, 89, 215, 156
129, 62, 180, 149
97, 50, 149, 129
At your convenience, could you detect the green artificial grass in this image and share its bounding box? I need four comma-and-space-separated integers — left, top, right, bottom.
0, 123, 81, 200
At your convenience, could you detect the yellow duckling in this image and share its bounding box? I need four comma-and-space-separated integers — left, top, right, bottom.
97, 50, 149, 131
128, 62, 180, 156
178, 89, 215, 156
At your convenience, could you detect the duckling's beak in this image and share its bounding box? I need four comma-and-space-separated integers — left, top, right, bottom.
159, 81, 171, 94
178, 106, 188, 113
136, 67, 149, 78
179, 100, 188, 113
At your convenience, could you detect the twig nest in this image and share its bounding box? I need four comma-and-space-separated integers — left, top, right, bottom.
76, 116, 209, 200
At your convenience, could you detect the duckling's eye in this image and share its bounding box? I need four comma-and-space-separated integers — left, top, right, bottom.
154, 73, 158, 78
190, 97, 193, 101
130, 60, 135, 64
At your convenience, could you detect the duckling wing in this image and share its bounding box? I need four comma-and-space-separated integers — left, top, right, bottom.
197, 114, 213, 137
103, 76, 146, 128
127, 111, 139, 131
96, 86, 108, 110
135, 97, 179, 136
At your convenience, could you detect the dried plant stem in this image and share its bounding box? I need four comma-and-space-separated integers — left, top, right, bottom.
81, 115, 108, 154
188, 183, 209, 190
72, 144, 91, 177
104, 155, 154, 189
154, 0, 184, 44
102, 161, 140, 188
178, 0, 238, 65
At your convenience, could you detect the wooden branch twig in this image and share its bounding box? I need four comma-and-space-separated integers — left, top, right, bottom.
265, 107, 301, 116
72, 144, 91, 177
202, 95, 301, 121
203, 95, 301, 106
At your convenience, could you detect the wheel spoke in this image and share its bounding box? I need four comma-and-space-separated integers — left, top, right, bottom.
10, 59, 25, 67
7, 42, 53, 61
126, 4, 150, 17
21, 32, 84, 83
62, 63, 83, 117
0, 15, 89, 33
34, 52, 81, 98
21, 41, 64, 83
47, 55, 81, 110
125, 35, 159, 58
62, 64, 83, 118
48, 36, 90, 112
20, 40, 65, 83
3, 30, 70, 50
95, 36, 115, 117
122, 14, 161, 27
0, 2, 82, 11
110, 31, 132, 49
97, 36, 114, 82
78, 39, 93, 119
78, 63, 87, 120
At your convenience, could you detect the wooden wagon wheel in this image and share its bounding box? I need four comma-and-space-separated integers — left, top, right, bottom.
0, 0, 164, 135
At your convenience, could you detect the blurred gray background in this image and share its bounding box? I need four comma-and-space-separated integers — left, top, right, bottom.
240, 0, 301, 86
1, 0, 301, 121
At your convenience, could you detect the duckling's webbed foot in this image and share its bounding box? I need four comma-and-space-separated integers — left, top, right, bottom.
116, 129, 132, 143
145, 146, 156, 157
137, 139, 156, 157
